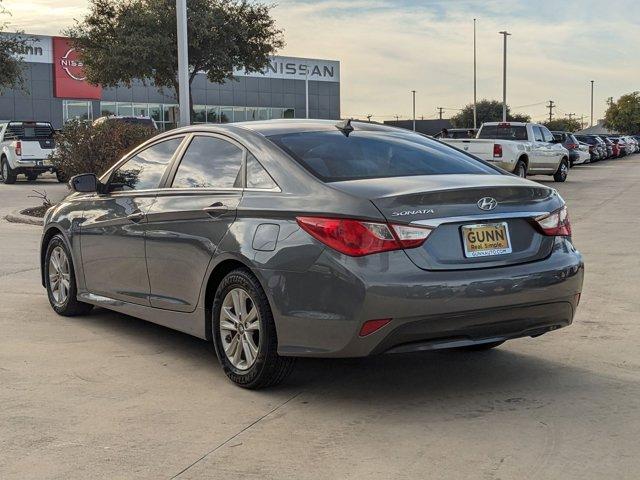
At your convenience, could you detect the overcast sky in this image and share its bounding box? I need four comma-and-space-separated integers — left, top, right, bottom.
3, 0, 639, 122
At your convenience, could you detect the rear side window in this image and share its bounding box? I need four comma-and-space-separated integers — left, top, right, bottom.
532, 126, 544, 142
172, 136, 243, 189
541, 127, 554, 143
478, 125, 527, 140
246, 153, 277, 189
111, 137, 184, 190
268, 130, 496, 182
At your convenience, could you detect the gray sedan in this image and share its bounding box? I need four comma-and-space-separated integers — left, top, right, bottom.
40, 120, 584, 388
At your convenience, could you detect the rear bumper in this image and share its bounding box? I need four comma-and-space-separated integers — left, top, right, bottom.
13, 160, 55, 174
263, 238, 584, 358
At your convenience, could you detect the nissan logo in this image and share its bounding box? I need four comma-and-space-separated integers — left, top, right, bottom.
477, 197, 498, 211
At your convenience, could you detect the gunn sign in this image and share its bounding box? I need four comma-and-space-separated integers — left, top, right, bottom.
52, 37, 101, 99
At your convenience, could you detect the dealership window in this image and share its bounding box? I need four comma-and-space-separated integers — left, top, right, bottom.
63, 100, 93, 123
220, 107, 233, 123
133, 103, 150, 117
117, 103, 133, 117
233, 107, 246, 122
100, 102, 117, 117
163, 104, 179, 130
207, 106, 219, 123
148, 104, 162, 123
192, 105, 207, 123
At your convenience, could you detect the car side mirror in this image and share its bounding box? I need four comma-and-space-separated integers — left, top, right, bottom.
69, 173, 98, 193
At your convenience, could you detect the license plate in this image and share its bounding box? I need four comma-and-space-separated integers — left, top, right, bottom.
461, 222, 512, 258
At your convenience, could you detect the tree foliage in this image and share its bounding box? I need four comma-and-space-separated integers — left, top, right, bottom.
542, 117, 581, 132
0, 2, 28, 93
49, 120, 156, 180
603, 92, 640, 134
450, 99, 531, 128
65, 0, 284, 115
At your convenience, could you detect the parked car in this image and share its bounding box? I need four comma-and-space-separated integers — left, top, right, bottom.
613, 137, 628, 157
626, 136, 639, 153
575, 135, 604, 161
0, 121, 61, 184
441, 122, 570, 181
601, 137, 614, 158
551, 131, 585, 166
606, 137, 621, 158
93, 115, 158, 130
40, 119, 584, 388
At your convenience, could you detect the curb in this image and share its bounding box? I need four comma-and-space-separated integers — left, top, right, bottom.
4, 209, 44, 226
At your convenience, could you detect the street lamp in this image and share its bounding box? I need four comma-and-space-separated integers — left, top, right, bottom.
499, 30, 511, 122
176, 0, 190, 126
590, 80, 594, 127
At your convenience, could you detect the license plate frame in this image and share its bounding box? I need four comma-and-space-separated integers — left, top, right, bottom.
461, 222, 512, 258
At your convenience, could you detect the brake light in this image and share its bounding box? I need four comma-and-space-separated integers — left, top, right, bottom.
296, 217, 432, 256
15, 140, 22, 156
493, 143, 503, 158
534, 205, 571, 236
566, 143, 579, 149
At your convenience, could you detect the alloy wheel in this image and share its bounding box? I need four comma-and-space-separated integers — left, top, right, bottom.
220, 287, 261, 370
1, 162, 7, 180
560, 162, 568, 180
48, 246, 71, 306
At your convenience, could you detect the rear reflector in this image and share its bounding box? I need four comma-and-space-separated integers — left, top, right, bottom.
359, 319, 392, 337
534, 205, 571, 236
493, 143, 503, 158
296, 217, 432, 256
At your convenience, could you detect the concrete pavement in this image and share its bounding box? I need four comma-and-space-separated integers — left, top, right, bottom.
1, 158, 639, 479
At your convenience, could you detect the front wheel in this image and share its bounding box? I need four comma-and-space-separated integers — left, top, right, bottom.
44, 235, 93, 316
212, 268, 295, 389
553, 159, 569, 182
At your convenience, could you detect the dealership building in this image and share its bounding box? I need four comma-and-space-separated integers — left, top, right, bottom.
0, 34, 341, 130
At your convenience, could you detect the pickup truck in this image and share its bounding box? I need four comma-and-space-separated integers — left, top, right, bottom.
441, 122, 570, 182
0, 121, 60, 184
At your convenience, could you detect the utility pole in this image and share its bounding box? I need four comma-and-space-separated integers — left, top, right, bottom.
547, 100, 555, 122
473, 18, 477, 129
411, 90, 416, 131
394, 114, 399, 122
176, 0, 190, 126
579, 115, 585, 130
499, 31, 511, 122
366, 114, 372, 122
437, 107, 444, 120
590, 80, 594, 127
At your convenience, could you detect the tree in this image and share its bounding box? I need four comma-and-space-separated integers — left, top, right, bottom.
66, 0, 284, 120
0, 1, 28, 93
450, 99, 531, 128
543, 117, 581, 132
603, 92, 640, 134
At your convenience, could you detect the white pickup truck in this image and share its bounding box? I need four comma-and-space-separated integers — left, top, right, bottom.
441, 122, 570, 182
0, 121, 60, 184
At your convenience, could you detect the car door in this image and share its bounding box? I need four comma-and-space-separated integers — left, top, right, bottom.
540, 126, 561, 171
528, 125, 547, 173
144, 133, 247, 312
80, 136, 186, 305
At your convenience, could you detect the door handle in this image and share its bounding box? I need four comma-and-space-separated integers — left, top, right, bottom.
203, 202, 228, 217
127, 211, 145, 223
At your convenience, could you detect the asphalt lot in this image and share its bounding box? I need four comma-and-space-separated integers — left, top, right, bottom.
1, 158, 639, 480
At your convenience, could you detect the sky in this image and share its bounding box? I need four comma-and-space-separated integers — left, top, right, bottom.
2, 0, 639, 123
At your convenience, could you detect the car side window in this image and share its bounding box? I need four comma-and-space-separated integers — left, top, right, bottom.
172, 136, 243, 189
246, 153, 277, 189
111, 137, 184, 191
532, 126, 544, 142
541, 127, 554, 143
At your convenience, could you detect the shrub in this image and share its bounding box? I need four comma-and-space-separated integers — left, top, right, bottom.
49, 120, 156, 180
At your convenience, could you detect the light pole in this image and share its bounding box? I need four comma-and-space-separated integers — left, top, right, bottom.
590, 80, 594, 127
499, 30, 511, 122
411, 90, 416, 131
473, 18, 477, 129
176, 0, 190, 126
305, 65, 310, 119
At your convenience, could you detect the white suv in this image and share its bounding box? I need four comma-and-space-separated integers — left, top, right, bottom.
0, 121, 60, 184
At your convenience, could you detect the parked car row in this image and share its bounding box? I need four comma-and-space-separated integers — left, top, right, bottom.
573, 133, 639, 163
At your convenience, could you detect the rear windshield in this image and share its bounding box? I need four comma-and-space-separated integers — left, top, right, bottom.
5, 122, 54, 140
478, 125, 528, 140
575, 135, 596, 144
267, 130, 497, 182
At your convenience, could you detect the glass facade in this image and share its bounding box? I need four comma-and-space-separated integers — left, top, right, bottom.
98, 101, 294, 131
63, 100, 93, 123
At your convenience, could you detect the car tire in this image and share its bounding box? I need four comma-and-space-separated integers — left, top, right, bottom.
1, 158, 17, 184
515, 159, 527, 178
553, 158, 569, 182
55, 170, 67, 183
27, 173, 39, 182
212, 268, 295, 389
457, 340, 505, 351
44, 234, 93, 316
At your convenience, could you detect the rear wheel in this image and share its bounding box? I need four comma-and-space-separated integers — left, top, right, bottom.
212, 268, 295, 389
553, 158, 569, 182
44, 235, 93, 316
1, 158, 17, 184
514, 159, 527, 178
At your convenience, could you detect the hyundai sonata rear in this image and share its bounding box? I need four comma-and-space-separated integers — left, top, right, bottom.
42, 119, 583, 389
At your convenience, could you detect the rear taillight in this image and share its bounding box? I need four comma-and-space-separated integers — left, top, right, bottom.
493, 143, 503, 158
15, 140, 22, 156
296, 217, 432, 256
534, 205, 571, 236
566, 143, 579, 149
